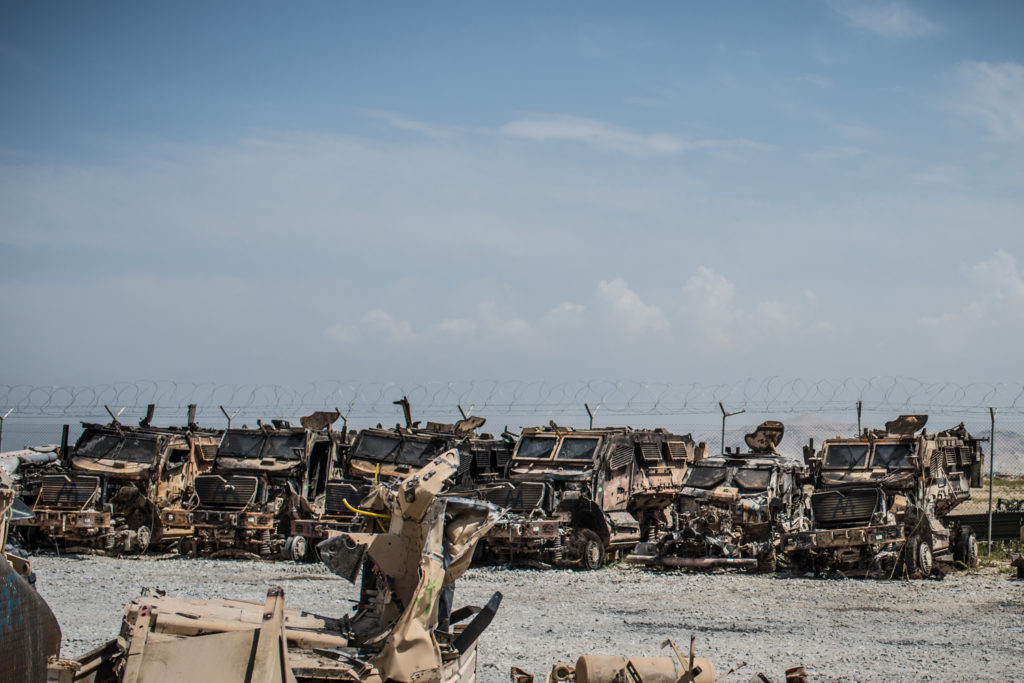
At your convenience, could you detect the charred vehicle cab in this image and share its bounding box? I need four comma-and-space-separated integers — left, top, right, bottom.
478, 425, 702, 570
17, 406, 220, 553
286, 414, 511, 560
628, 421, 804, 572
781, 415, 984, 578
165, 413, 340, 559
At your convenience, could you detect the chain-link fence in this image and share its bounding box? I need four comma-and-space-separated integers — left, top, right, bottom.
2, 379, 1021, 527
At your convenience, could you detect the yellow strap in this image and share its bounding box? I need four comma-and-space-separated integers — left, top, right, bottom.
343, 497, 389, 519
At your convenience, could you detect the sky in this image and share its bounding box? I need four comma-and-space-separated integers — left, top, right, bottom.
2, 1, 1023, 387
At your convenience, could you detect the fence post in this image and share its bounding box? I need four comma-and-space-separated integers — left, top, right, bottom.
0, 408, 12, 453
987, 406, 996, 552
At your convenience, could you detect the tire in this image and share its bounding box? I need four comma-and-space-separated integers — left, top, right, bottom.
903, 535, 920, 577
917, 539, 933, 577
283, 536, 307, 562
133, 525, 151, 554
959, 528, 979, 569
577, 529, 605, 571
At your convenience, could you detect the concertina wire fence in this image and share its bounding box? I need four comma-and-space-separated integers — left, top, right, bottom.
1, 378, 1022, 515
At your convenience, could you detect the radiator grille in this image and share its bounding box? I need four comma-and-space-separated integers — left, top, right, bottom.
199, 444, 218, 460
37, 474, 101, 510
811, 488, 881, 528
485, 482, 545, 512
325, 480, 371, 516
609, 444, 634, 470
195, 474, 259, 510
494, 447, 512, 470
474, 447, 492, 471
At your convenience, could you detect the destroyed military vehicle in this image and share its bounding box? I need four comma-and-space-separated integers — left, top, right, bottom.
475, 425, 704, 569
49, 450, 503, 683
781, 415, 984, 578
286, 405, 511, 561
16, 405, 220, 553
628, 421, 805, 572
164, 411, 342, 558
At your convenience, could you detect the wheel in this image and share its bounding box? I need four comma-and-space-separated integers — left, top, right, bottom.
577, 529, 605, 571
756, 549, 778, 573
133, 525, 151, 554
177, 538, 193, 557
903, 535, 920, 576
958, 527, 979, 568
916, 540, 933, 577
282, 536, 307, 562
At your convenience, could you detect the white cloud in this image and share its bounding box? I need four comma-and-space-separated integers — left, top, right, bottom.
828, 1, 941, 38
801, 146, 864, 163
681, 267, 740, 345
921, 251, 1024, 333
596, 278, 670, 333
499, 115, 765, 157
362, 110, 460, 139
954, 61, 1024, 143
361, 309, 417, 345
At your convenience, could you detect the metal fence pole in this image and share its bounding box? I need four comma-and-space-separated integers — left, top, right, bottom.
987, 406, 996, 552
0, 408, 12, 454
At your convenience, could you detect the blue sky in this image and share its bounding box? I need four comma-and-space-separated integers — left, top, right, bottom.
1, 1, 1023, 386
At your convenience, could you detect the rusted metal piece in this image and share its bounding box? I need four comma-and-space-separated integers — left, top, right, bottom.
629, 422, 804, 573
782, 415, 985, 578
54, 450, 500, 683
514, 637, 805, 683
1011, 554, 1024, 579
1, 486, 62, 683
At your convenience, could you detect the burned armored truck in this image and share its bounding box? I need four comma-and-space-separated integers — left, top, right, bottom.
628, 421, 804, 572
49, 451, 502, 683
287, 412, 512, 559
164, 413, 341, 558
477, 425, 703, 569
16, 406, 220, 553
781, 415, 984, 578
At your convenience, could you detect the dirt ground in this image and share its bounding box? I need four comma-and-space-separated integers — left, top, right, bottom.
32, 555, 1024, 682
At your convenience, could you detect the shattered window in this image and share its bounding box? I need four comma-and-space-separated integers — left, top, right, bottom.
262, 433, 306, 460
823, 444, 869, 469
353, 434, 402, 462
734, 468, 772, 491
398, 438, 449, 466
515, 436, 557, 460
872, 443, 914, 469
555, 437, 600, 461
113, 435, 159, 463
74, 432, 121, 459
219, 433, 265, 459
685, 465, 729, 489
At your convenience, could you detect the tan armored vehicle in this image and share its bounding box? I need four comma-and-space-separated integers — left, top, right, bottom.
16, 405, 220, 553
287, 407, 511, 561
49, 450, 503, 683
164, 413, 342, 558
475, 425, 703, 569
628, 421, 805, 572
781, 415, 984, 578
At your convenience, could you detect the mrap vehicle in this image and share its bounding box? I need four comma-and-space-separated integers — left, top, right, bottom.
628, 421, 805, 572
781, 415, 984, 578
475, 425, 703, 569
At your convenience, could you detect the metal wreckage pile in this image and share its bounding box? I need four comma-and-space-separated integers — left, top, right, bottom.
5, 453, 809, 683
3, 399, 991, 579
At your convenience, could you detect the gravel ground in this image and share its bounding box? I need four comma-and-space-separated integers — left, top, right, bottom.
30, 555, 1024, 682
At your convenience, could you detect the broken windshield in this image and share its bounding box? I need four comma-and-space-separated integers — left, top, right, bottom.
733, 468, 772, 491
685, 465, 729, 489
262, 433, 306, 460
76, 431, 158, 463
218, 432, 305, 460
515, 436, 557, 460
352, 434, 401, 462
872, 443, 914, 469
824, 444, 870, 469
219, 433, 266, 459
555, 437, 600, 462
